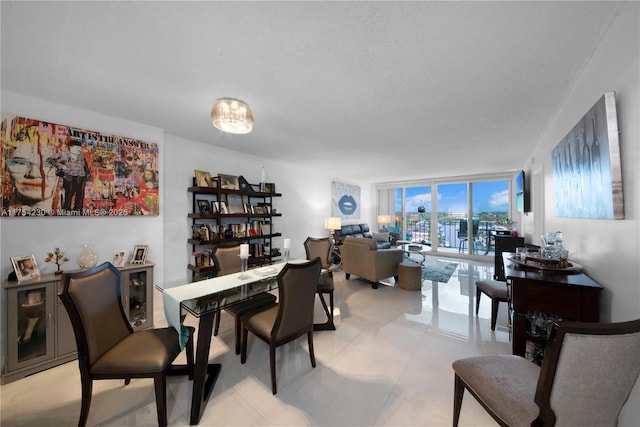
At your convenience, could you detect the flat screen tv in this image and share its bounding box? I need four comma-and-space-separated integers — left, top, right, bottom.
516, 170, 527, 212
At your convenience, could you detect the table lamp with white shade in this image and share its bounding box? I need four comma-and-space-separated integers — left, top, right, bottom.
377, 215, 391, 231
325, 217, 342, 244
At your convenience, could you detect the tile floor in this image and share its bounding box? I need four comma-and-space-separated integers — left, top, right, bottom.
1, 256, 512, 426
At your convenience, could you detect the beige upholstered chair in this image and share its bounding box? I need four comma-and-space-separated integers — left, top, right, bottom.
303, 237, 336, 330
240, 258, 322, 394
340, 236, 403, 289
452, 319, 640, 427
211, 244, 277, 354
59, 262, 195, 427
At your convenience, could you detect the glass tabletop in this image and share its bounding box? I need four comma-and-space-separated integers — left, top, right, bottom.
180, 275, 279, 317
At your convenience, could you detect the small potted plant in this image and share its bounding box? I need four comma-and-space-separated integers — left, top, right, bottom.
44, 247, 70, 275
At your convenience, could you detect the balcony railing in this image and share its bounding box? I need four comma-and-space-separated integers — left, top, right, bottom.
401, 218, 502, 255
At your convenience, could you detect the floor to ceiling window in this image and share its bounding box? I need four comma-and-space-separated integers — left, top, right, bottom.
377, 174, 514, 258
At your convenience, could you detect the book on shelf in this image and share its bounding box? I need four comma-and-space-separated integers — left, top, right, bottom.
262, 223, 271, 235
192, 250, 212, 267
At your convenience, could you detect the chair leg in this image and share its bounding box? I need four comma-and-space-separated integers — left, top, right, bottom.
307, 330, 316, 368
453, 373, 465, 427
213, 310, 221, 336
329, 290, 334, 318
490, 299, 499, 330
78, 374, 93, 427
270, 342, 277, 395
234, 315, 242, 355
475, 288, 482, 315
153, 373, 168, 427
186, 326, 195, 380
240, 326, 248, 364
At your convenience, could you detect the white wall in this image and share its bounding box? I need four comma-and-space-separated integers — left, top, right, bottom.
519, 4, 640, 423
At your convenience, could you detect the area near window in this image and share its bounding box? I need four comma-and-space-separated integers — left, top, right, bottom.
377, 173, 517, 258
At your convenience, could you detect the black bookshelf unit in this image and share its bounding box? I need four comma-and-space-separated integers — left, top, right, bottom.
187, 177, 282, 280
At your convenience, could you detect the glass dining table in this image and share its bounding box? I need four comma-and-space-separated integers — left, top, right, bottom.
162, 261, 293, 424
161, 258, 338, 425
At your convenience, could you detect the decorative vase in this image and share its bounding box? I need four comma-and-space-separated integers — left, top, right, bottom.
78, 245, 98, 269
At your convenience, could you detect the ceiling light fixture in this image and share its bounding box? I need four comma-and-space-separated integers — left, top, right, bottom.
211, 98, 254, 134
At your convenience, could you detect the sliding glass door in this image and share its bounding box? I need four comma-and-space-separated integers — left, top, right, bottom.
377, 174, 513, 258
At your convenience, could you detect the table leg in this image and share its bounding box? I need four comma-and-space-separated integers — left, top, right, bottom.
190, 311, 221, 425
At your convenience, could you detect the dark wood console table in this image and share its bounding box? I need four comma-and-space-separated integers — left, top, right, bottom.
503, 253, 603, 361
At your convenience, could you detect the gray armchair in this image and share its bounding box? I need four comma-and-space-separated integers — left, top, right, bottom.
340, 236, 403, 289
452, 319, 640, 426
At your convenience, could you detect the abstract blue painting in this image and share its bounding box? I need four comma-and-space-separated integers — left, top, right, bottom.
552, 92, 624, 219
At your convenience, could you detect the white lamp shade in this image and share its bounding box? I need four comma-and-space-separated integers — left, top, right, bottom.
377, 215, 391, 224
325, 217, 342, 231
211, 98, 254, 134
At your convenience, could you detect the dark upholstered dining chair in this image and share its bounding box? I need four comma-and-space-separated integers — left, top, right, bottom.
452, 319, 640, 427
303, 236, 336, 330
211, 244, 277, 354
475, 279, 509, 330
59, 262, 195, 427
240, 258, 322, 394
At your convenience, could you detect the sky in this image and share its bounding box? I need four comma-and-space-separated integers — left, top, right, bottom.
398, 180, 509, 215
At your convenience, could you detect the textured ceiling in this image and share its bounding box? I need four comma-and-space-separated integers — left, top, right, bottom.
0, 1, 624, 183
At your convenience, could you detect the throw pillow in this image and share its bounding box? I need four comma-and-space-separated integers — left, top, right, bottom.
372, 232, 390, 243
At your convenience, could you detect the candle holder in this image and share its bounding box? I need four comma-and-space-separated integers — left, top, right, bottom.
238, 254, 250, 279
283, 249, 290, 263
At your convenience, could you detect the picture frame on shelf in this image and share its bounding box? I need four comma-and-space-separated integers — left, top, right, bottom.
211, 201, 219, 214
219, 201, 228, 214
264, 182, 276, 194
218, 173, 239, 190
112, 250, 126, 268
131, 245, 148, 264
197, 199, 211, 214
226, 194, 245, 214
10, 255, 40, 282
194, 170, 213, 188
237, 175, 252, 191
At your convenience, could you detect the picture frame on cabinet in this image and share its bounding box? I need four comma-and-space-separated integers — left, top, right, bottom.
131, 245, 148, 264
219, 174, 239, 190
194, 170, 213, 188
112, 251, 126, 268
226, 194, 245, 214
10, 255, 40, 282
197, 199, 211, 214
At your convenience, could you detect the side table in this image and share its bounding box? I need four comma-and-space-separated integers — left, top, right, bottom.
397, 262, 422, 291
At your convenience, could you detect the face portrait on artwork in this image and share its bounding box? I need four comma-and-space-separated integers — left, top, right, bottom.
7, 142, 58, 208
